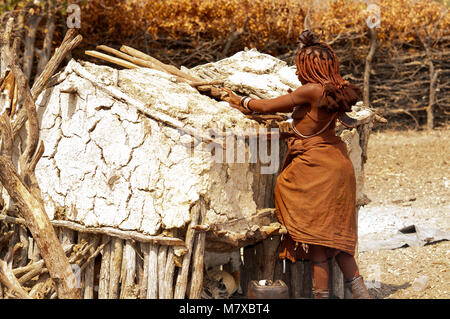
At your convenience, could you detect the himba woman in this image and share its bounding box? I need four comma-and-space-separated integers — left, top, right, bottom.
222, 30, 371, 299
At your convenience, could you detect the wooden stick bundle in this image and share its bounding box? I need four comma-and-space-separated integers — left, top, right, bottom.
0, 213, 186, 247
85, 44, 229, 101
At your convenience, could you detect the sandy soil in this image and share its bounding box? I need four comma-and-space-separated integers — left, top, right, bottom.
357, 126, 450, 299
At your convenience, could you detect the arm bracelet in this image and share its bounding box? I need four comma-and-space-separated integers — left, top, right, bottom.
241, 96, 252, 111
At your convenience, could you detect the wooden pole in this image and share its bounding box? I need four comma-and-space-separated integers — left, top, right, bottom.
85, 50, 139, 69
109, 238, 123, 299
120, 45, 199, 82
363, 27, 377, 107
120, 240, 136, 299
174, 203, 201, 299
289, 261, 302, 299
98, 235, 111, 299
188, 198, 207, 299
164, 247, 176, 299
261, 236, 280, 281
36, 0, 56, 76
157, 245, 168, 299
139, 243, 149, 299
331, 259, 344, 299
146, 243, 158, 299
83, 235, 100, 299
301, 261, 312, 298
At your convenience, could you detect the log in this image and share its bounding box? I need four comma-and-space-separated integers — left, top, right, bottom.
118, 45, 231, 101
174, 203, 201, 299
188, 198, 207, 299
13, 244, 73, 278
58, 228, 75, 249
98, 235, 111, 299
157, 245, 168, 299
120, 240, 137, 299
29, 275, 54, 299
108, 237, 123, 299
146, 243, 158, 299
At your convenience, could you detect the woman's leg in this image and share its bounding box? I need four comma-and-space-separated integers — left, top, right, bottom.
335, 251, 371, 299
334, 251, 359, 280
309, 244, 330, 299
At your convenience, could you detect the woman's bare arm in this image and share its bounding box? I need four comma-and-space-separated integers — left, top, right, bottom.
222, 84, 321, 114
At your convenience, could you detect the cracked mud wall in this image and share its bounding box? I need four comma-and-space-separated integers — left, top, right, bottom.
28, 49, 370, 240
33, 59, 266, 236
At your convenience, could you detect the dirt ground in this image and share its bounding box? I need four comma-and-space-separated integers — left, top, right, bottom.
357, 125, 450, 299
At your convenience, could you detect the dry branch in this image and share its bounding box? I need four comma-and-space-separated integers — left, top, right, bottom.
0, 37, 81, 298
363, 28, 377, 107
0, 258, 31, 299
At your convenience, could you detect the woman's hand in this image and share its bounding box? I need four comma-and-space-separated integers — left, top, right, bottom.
220, 88, 253, 115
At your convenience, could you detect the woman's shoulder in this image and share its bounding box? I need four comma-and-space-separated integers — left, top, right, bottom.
291, 83, 323, 103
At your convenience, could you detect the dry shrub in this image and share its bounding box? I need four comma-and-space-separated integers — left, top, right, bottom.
79, 0, 449, 52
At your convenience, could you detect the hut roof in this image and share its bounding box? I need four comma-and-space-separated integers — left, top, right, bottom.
32, 49, 373, 249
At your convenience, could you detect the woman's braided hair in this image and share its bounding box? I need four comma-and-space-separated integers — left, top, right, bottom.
296, 30, 361, 113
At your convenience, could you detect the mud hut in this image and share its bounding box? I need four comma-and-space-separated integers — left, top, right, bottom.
0, 49, 375, 299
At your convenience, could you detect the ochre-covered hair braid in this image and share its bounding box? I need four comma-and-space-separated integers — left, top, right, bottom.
296, 30, 361, 113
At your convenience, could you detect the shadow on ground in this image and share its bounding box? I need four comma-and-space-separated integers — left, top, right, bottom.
369, 282, 412, 299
